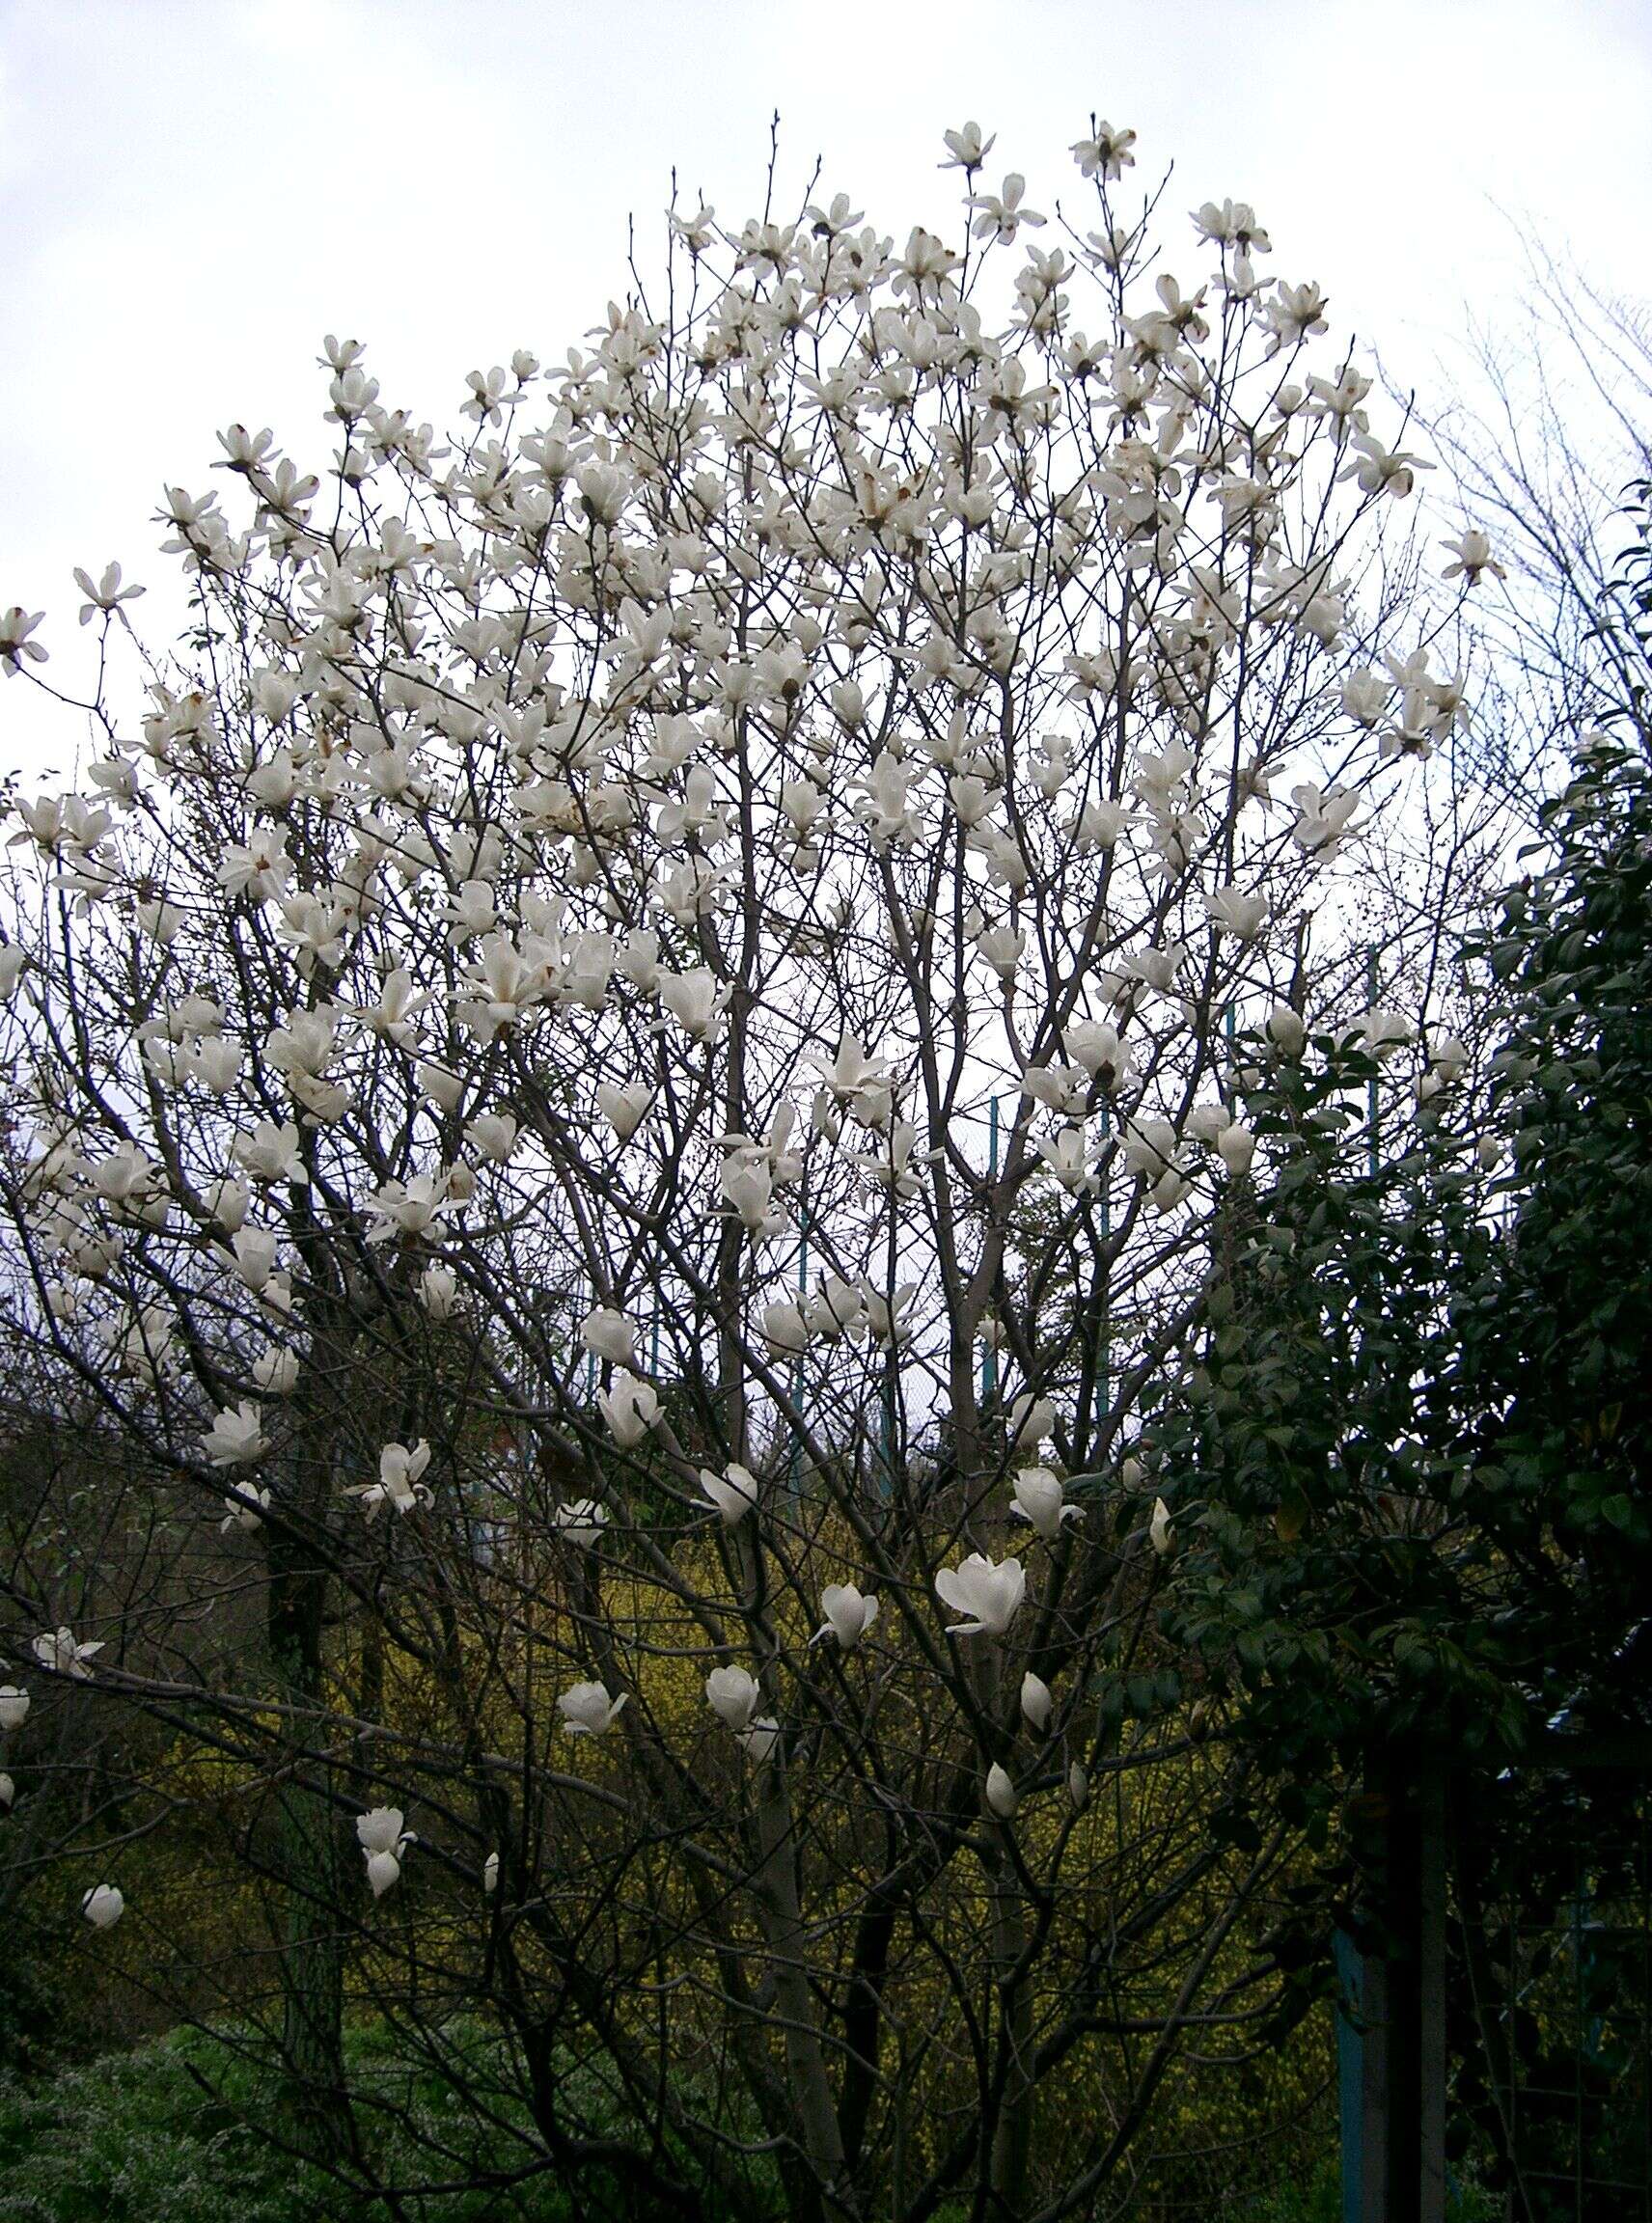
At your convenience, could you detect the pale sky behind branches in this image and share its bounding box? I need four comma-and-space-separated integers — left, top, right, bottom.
2, 0, 1649, 770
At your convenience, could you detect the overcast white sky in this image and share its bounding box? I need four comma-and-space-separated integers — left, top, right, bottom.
3, 0, 1650, 763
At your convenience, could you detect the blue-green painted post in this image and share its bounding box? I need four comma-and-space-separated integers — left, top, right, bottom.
789, 1211, 809, 1492
1223, 998, 1237, 1111
1366, 947, 1380, 1182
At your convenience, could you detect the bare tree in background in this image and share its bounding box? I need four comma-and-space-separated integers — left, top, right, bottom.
1421, 231, 1652, 804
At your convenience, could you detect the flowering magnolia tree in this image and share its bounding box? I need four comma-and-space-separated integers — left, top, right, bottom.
0, 117, 1498, 2221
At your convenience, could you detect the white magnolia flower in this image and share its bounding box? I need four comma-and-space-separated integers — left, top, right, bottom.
357, 1805, 413, 1898
596, 1083, 652, 1141
0, 1771, 13, 1810
808, 1275, 866, 1341
935, 1552, 1025, 1638
1070, 119, 1136, 179
1, 607, 48, 674
659, 968, 724, 1042
721, 1149, 777, 1232
465, 1112, 517, 1163
361, 965, 423, 1044
1266, 1003, 1307, 1056
1065, 1017, 1131, 1086
365, 1852, 402, 1899
558, 1681, 628, 1736
985, 1762, 1019, 1818
812, 1583, 879, 1649
233, 1122, 307, 1188
807, 1033, 892, 1118
1020, 1671, 1054, 1733
219, 1483, 270, 1534
417, 1062, 466, 1113
230, 1226, 279, 1293
1341, 667, 1391, 727
372, 1167, 454, 1245
1007, 1392, 1056, 1452
1033, 1125, 1096, 1195
1011, 1468, 1080, 1544
1355, 1007, 1414, 1060
1204, 887, 1268, 941
482, 1851, 500, 1895
0, 1687, 30, 1731
620, 928, 661, 992
1216, 1124, 1255, 1177
202, 1401, 268, 1468
553, 1498, 608, 1548
861, 1281, 916, 1345
975, 921, 1025, 987
1429, 1035, 1471, 1084
1441, 528, 1505, 587
458, 935, 545, 1036
1067, 1761, 1090, 1812
940, 119, 996, 172
597, 1371, 660, 1449
134, 896, 186, 946
203, 1182, 249, 1236
581, 1307, 638, 1369
1289, 781, 1359, 859
251, 1347, 299, 1397
1337, 430, 1430, 499
1150, 1496, 1174, 1556
1118, 1116, 1176, 1184
34, 1627, 104, 1679
761, 1298, 811, 1358
738, 1716, 782, 1766
82, 1883, 124, 1929
1071, 796, 1130, 851
704, 1663, 761, 1732
1022, 1060, 1088, 1117
352, 1440, 432, 1520
356, 1804, 409, 1856
696, 1463, 758, 1525
968, 172, 1045, 246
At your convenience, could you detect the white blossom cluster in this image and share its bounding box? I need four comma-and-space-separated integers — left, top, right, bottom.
0, 120, 1491, 1948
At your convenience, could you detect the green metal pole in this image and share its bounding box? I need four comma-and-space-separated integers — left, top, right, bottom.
1367, 947, 1380, 1182
1224, 998, 1237, 1112
789, 1210, 808, 1492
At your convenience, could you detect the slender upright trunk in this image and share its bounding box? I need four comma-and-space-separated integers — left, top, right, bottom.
267, 1480, 351, 2160
752, 1744, 854, 2222
981, 1647, 1034, 2215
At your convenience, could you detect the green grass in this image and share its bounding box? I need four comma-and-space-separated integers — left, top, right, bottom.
0, 2018, 761, 2222
0, 2022, 1501, 2223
